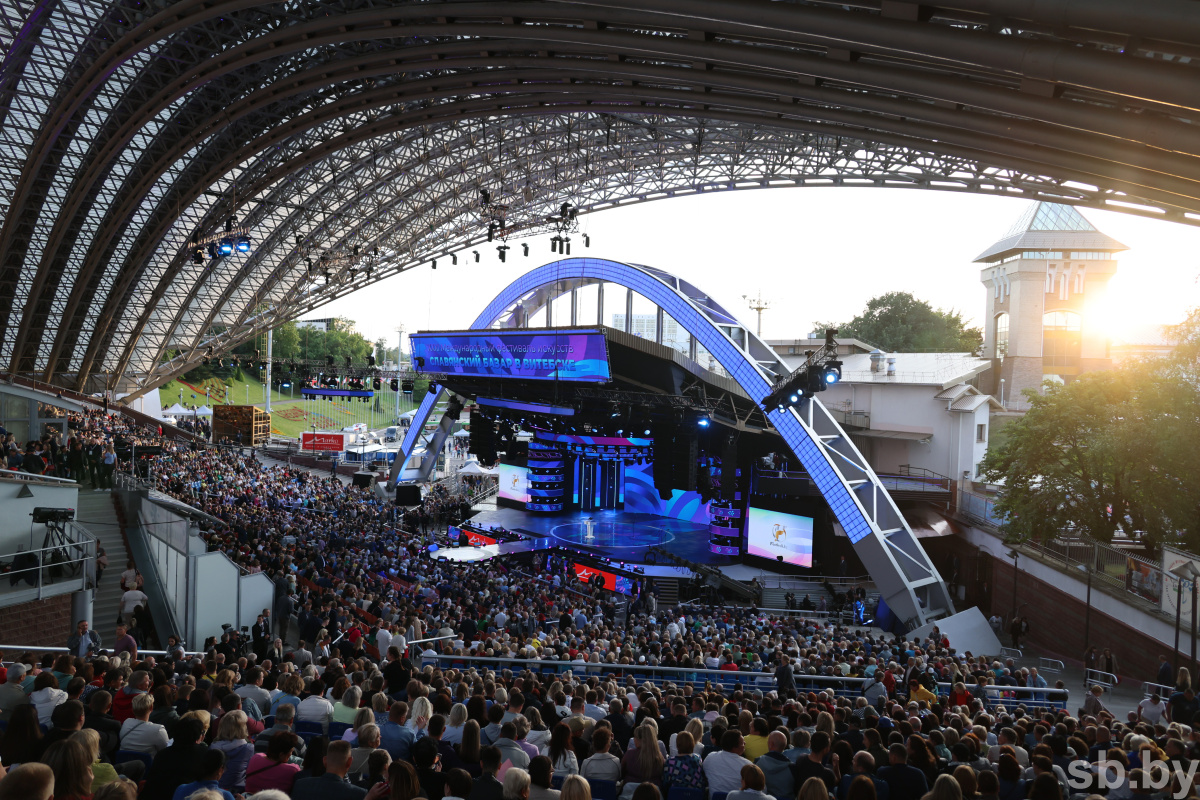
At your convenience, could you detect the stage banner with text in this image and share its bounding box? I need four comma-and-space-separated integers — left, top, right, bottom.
300, 431, 349, 452
409, 329, 611, 382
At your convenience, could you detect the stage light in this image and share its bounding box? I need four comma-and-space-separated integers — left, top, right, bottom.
208, 242, 219, 259
497, 245, 508, 262
373, 378, 382, 390
192, 248, 204, 264
390, 378, 399, 391
583, 234, 591, 248
344, 356, 352, 368
522, 243, 529, 257
644, 429, 651, 436
367, 355, 376, 367
225, 216, 236, 233
473, 251, 480, 262
698, 417, 710, 428
824, 362, 842, 384
789, 393, 800, 404
218, 238, 234, 256
432, 259, 437, 270
451, 253, 458, 265
235, 235, 251, 252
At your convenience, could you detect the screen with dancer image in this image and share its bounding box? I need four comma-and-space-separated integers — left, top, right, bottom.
745, 506, 814, 567
497, 463, 531, 505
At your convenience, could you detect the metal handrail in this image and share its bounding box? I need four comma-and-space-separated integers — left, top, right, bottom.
1086, 668, 1119, 690
0, 645, 205, 658
0, 470, 79, 486
1141, 681, 1174, 700
411, 653, 1071, 708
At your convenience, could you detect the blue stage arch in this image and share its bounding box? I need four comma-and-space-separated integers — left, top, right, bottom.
392, 257, 953, 629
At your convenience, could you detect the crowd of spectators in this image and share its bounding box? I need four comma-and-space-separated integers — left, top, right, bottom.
3, 409, 1199, 800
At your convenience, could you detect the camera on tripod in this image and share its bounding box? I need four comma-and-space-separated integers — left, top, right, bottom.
31, 508, 75, 524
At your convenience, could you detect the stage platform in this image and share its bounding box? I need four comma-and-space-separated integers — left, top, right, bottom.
437, 507, 732, 570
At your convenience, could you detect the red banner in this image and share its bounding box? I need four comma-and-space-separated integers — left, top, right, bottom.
300, 431, 348, 452
465, 531, 497, 546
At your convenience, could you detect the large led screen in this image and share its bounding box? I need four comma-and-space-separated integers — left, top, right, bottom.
746, 506, 814, 567
623, 462, 710, 524
409, 329, 611, 382
497, 463, 531, 504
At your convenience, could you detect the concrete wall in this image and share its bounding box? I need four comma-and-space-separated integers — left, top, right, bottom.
926, 526, 1188, 683
0, 474, 79, 555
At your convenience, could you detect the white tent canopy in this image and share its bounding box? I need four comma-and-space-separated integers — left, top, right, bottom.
163, 403, 188, 414
452, 430, 471, 437
399, 409, 418, 419
194, 405, 214, 416
458, 461, 495, 476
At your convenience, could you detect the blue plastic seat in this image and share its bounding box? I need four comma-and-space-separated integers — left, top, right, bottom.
591, 780, 619, 800
262, 715, 275, 729
712, 792, 729, 800
329, 721, 353, 739
117, 749, 154, 771
551, 775, 565, 790
295, 720, 325, 737
667, 789, 704, 800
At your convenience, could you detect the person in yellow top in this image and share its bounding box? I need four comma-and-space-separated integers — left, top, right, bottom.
743, 717, 771, 761
70, 728, 121, 792
907, 679, 938, 706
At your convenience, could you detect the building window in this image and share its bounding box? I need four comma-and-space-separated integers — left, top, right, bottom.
1043, 310, 1081, 331
976, 424, 987, 443
994, 313, 1009, 358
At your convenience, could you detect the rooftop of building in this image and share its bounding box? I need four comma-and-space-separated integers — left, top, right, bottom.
973, 201, 1128, 263
839, 351, 992, 388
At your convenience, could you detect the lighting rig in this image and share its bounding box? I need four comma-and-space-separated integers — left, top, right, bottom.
189, 215, 253, 264
298, 241, 375, 284
761, 327, 843, 411
474, 187, 592, 262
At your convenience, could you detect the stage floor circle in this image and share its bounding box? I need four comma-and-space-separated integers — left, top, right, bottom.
550, 520, 675, 548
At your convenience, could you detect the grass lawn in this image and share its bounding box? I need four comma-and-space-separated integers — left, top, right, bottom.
158, 374, 424, 438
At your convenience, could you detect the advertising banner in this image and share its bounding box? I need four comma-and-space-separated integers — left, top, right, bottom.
300, 431, 349, 452
572, 562, 635, 595
1162, 545, 1200, 627
1126, 557, 1163, 605
409, 329, 611, 382
745, 506, 814, 567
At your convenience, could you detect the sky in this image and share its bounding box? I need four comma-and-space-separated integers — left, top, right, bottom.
303, 187, 1200, 350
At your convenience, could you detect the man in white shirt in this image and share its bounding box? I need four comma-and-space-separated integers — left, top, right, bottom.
375, 624, 392, 657
986, 728, 1030, 766
296, 677, 334, 733
703, 730, 754, 794
119, 693, 170, 755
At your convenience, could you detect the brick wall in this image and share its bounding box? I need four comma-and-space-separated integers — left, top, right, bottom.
0, 593, 74, 648
925, 535, 1182, 683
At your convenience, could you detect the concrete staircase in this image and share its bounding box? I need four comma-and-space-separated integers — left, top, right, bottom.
76, 490, 131, 633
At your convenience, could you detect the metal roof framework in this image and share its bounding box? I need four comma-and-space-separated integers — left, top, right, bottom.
0, 0, 1199, 396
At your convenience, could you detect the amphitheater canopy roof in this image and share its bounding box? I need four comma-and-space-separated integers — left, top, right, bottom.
0, 0, 1197, 394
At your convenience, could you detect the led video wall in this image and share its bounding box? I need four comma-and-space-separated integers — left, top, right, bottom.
409, 329, 611, 382
745, 506, 814, 567
497, 463, 531, 505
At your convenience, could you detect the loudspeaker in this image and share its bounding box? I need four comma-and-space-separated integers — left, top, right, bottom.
672, 435, 698, 492
651, 423, 676, 500
395, 484, 422, 505
468, 410, 496, 464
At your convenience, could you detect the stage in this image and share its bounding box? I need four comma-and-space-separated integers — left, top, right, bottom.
437, 506, 732, 569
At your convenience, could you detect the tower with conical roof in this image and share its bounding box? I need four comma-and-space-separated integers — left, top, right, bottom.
975, 202, 1126, 408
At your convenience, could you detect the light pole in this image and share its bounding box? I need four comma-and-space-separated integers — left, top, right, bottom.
394, 324, 405, 423
1005, 548, 1020, 627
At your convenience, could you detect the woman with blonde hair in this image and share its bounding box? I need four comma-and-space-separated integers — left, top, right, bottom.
621, 723, 665, 785
70, 728, 119, 792
408, 695, 433, 736
343, 706, 377, 743
444, 703, 468, 745
670, 718, 705, 757
211, 709, 254, 793
560, 775, 592, 800
40, 739, 93, 800
814, 711, 835, 739
924, 774, 965, 800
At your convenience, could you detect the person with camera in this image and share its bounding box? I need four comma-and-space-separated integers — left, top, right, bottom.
67, 619, 102, 659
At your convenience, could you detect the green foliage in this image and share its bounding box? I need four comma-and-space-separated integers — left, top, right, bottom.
980, 314, 1200, 548
819, 291, 982, 353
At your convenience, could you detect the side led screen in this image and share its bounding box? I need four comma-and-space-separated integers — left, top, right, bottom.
497, 463, 530, 504
745, 506, 814, 567
409, 328, 611, 382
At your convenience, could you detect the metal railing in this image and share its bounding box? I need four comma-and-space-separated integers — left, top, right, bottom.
1142, 681, 1174, 700
1001, 647, 1023, 661
1085, 669, 1119, 692
0, 469, 79, 486
0, 519, 96, 602
1038, 657, 1065, 674
414, 653, 1071, 710
1, 645, 206, 658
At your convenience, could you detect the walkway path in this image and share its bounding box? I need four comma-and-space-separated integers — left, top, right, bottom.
75, 488, 130, 634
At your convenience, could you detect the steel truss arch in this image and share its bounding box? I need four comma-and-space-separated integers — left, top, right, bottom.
392, 257, 954, 630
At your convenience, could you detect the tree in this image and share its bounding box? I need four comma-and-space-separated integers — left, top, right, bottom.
818, 291, 982, 353
980, 311, 1200, 549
